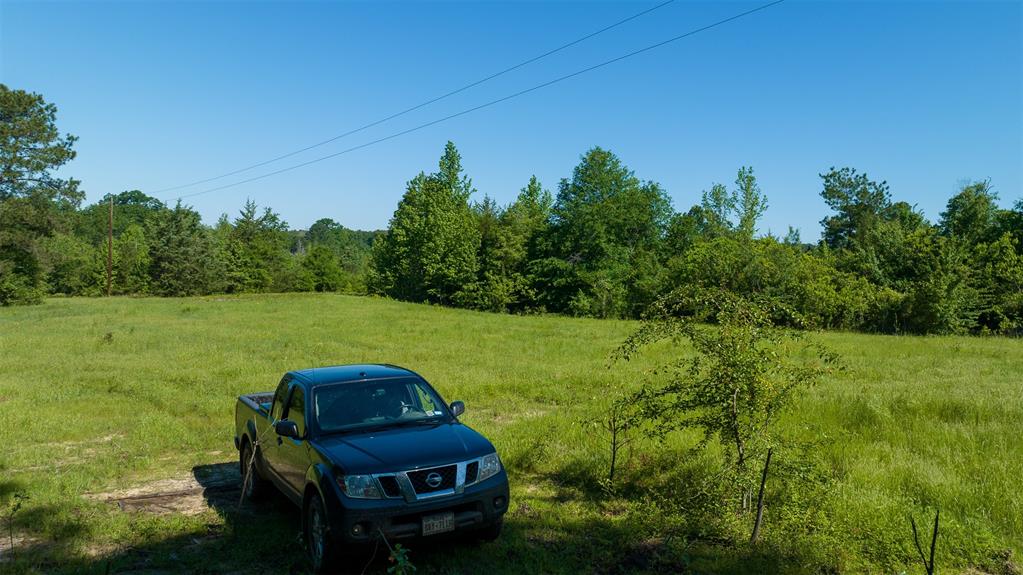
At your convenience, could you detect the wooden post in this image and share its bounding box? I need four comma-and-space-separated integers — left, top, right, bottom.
749, 447, 772, 544
106, 196, 113, 297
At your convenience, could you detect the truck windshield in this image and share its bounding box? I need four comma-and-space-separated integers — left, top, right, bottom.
313, 378, 449, 433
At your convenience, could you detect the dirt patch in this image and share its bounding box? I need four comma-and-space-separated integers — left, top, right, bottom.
0, 533, 45, 563
512, 501, 540, 519
85, 463, 241, 516
40, 433, 124, 450
12, 434, 126, 473
11, 432, 123, 459
477, 408, 550, 426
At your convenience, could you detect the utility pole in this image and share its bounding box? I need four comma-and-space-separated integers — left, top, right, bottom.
107, 196, 113, 297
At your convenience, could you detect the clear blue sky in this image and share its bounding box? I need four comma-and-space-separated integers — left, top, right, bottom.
2, 0, 1020, 238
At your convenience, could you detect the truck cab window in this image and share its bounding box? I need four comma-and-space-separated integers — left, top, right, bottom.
285, 387, 306, 437
413, 383, 441, 414
271, 379, 289, 421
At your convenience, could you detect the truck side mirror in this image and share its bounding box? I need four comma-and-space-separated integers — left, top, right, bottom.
449, 401, 465, 418
275, 419, 300, 439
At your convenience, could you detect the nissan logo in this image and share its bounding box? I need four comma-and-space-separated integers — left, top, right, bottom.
425, 472, 443, 488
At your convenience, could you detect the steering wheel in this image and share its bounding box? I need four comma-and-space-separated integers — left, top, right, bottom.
398, 401, 426, 416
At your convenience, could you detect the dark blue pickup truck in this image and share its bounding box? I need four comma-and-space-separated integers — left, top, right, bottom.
234, 364, 509, 572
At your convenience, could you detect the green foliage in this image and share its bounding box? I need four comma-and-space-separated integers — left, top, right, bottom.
301, 244, 344, 292
305, 217, 377, 287
221, 200, 293, 293
39, 233, 104, 296
146, 203, 223, 297
700, 183, 736, 237
113, 224, 150, 295
819, 166, 894, 251
0, 85, 82, 305
0, 84, 79, 202
0, 83, 1018, 338
76, 190, 166, 245
614, 289, 838, 502
0, 295, 1021, 573
735, 166, 767, 239
997, 199, 1023, 244
940, 180, 1000, 246
387, 542, 416, 574
536, 147, 672, 318
970, 233, 1023, 333
371, 142, 480, 305
0, 264, 42, 306
898, 238, 980, 335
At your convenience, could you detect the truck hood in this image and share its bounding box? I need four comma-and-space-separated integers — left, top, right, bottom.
315, 422, 495, 475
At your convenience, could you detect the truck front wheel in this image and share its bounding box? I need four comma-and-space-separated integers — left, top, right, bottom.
305, 495, 338, 573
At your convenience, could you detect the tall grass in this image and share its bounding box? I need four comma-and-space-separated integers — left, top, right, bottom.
0, 294, 1019, 573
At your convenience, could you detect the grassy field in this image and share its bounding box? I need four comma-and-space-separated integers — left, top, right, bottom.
0, 294, 1020, 574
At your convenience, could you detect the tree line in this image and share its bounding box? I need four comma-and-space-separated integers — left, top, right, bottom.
3, 85, 1021, 334
370, 142, 1023, 334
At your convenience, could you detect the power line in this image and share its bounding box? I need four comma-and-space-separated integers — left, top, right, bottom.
153, 0, 677, 194
173, 0, 786, 202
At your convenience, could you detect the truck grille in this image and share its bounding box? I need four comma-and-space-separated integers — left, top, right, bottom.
377, 475, 402, 498
407, 464, 457, 494
465, 461, 479, 484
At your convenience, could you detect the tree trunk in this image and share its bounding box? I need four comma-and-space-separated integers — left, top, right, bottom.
750, 448, 773, 544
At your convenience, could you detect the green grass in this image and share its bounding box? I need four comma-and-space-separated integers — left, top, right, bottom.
0, 294, 1020, 574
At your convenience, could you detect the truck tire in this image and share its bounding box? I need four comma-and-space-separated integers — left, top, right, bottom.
239, 441, 269, 501
305, 495, 339, 573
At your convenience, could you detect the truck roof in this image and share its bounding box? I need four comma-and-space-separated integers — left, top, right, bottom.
289, 363, 419, 385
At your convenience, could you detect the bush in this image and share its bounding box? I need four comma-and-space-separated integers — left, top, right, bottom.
0, 267, 42, 305
613, 288, 839, 512
39, 233, 104, 296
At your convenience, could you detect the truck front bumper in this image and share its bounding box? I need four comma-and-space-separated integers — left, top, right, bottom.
327, 471, 509, 545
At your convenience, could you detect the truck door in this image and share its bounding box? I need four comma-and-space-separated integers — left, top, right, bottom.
262, 377, 292, 492
276, 384, 310, 496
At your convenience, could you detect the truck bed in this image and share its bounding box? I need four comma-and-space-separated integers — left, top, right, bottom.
239, 392, 274, 416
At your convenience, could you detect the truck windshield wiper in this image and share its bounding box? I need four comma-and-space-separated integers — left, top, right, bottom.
397, 417, 445, 426
318, 416, 447, 436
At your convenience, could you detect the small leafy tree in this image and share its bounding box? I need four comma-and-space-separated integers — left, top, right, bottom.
940, 180, 999, 247
600, 394, 635, 496
700, 183, 736, 237
735, 166, 767, 239
302, 244, 344, 292
613, 288, 838, 509
40, 232, 104, 295
113, 223, 150, 294
3, 491, 28, 560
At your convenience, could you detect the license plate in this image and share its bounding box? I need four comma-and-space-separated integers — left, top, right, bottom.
422, 511, 455, 536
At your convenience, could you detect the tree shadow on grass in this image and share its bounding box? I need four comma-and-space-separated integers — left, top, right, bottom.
3, 463, 307, 574
517, 454, 826, 575
2, 461, 807, 575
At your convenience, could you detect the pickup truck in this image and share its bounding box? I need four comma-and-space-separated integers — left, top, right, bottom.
234, 364, 508, 572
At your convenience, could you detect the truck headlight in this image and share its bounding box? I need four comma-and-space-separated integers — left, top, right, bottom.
339, 475, 383, 499
478, 452, 501, 482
